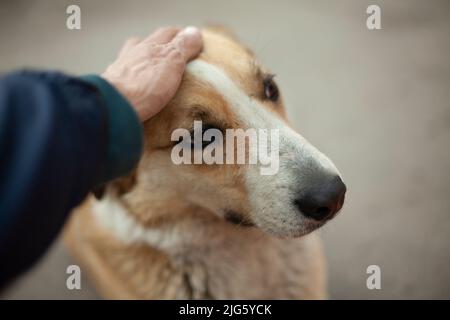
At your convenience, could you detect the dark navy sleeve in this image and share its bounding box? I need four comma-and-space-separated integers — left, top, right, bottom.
0, 71, 142, 289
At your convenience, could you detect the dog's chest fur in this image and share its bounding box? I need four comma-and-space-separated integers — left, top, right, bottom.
64, 197, 326, 299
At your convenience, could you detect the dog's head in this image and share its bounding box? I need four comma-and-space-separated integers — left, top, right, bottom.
104, 28, 346, 238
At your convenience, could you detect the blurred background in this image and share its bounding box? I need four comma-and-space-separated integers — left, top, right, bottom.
1, 0, 449, 299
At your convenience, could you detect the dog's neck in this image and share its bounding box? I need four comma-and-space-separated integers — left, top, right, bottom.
92, 195, 180, 253
92, 194, 263, 256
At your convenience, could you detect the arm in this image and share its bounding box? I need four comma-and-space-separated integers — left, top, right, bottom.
0, 26, 202, 289
0, 71, 142, 288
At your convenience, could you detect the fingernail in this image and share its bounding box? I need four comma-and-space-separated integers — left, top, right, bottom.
181, 26, 200, 36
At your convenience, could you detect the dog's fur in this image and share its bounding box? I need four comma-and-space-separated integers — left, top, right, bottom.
64, 28, 343, 299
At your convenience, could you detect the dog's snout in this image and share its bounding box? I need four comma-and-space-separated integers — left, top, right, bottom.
294, 175, 346, 221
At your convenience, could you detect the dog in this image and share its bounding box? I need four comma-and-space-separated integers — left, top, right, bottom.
64, 27, 346, 299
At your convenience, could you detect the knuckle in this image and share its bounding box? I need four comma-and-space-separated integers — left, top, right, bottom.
157, 44, 183, 60
171, 47, 184, 59
145, 43, 161, 54
168, 43, 184, 59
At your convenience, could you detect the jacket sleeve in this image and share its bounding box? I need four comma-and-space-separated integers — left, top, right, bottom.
0, 71, 142, 288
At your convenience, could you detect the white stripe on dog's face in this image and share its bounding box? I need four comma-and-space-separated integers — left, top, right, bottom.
187, 60, 342, 237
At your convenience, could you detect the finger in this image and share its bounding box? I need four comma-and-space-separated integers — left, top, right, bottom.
144, 26, 182, 45
118, 37, 141, 56
170, 26, 203, 62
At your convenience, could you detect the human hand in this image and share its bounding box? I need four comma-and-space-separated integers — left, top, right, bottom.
102, 26, 203, 121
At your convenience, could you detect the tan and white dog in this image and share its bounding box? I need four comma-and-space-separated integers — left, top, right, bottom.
64, 27, 346, 299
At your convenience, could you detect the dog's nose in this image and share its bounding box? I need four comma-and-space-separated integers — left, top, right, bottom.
294, 175, 346, 221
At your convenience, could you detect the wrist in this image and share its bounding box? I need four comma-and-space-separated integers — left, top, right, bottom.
101, 72, 146, 122
80, 74, 143, 184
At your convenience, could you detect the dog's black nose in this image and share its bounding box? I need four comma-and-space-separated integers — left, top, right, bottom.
294, 175, 346, 221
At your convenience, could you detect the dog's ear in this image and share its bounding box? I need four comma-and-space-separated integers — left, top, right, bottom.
110, 169, 137, 197
204, 24, 240, 42
92, 184, 106, 200
204, 24, 254, 56
91, 170, 137, 200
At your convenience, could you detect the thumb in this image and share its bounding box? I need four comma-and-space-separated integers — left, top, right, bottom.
171, 26, 203, 62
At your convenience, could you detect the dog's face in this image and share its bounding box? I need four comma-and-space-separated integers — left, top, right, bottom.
113, 28, 346, 238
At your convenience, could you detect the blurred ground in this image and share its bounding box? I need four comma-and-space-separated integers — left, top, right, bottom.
1, 0, 449, 299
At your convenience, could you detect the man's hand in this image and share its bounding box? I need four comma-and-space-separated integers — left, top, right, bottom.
102, 26, 203, 121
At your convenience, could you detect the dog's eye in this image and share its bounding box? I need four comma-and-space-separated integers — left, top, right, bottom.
190, 125, 218, 149
263, 76, 279, 102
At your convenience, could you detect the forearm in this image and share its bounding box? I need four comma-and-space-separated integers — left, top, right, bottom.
0, 70, 142, 288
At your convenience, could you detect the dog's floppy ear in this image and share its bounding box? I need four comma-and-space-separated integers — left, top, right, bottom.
92, 184, 106, 200
111, 171, 137, 196
91, 169, 137, 200
204, 24, 240, 42
204, 24, 254, 56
